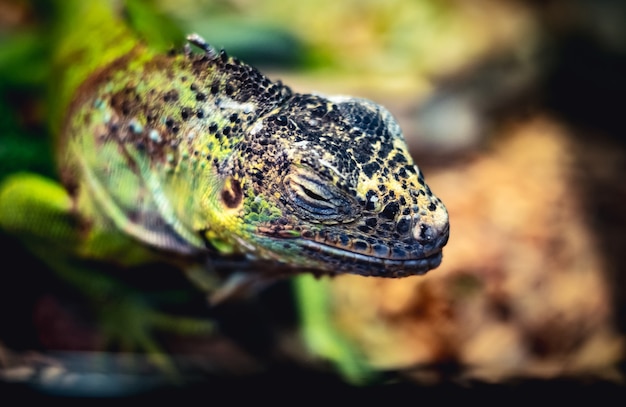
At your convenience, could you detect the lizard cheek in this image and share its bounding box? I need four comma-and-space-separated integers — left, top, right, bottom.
220, 177, 243, 209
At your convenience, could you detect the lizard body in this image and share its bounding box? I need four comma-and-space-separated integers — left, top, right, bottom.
59, 33, 449, 281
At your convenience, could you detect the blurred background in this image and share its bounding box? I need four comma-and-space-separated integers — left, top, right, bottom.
1, 0, 626, 400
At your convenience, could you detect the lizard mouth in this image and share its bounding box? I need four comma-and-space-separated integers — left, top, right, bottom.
295, 239, 443, 277
253, 224, 447, 277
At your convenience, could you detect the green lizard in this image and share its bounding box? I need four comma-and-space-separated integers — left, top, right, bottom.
0, 0, 448, 377
58, 31, 448, 284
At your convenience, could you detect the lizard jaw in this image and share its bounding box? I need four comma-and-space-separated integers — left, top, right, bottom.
296, 239, 443, 277
252, 225, 447, 277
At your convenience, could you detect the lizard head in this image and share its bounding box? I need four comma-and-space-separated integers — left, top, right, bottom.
218, 91, 449, 277
179, 37, 448, 277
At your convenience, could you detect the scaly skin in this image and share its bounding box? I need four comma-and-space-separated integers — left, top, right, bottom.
59, 34, 449, 281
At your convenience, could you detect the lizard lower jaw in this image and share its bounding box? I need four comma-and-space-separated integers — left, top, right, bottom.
298, 239, 443, 277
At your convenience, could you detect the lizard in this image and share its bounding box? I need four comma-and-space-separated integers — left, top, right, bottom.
0, 0, 449, 376
56, 31, 449, 285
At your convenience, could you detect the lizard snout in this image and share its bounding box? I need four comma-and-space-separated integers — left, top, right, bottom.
413, 211, 449, 252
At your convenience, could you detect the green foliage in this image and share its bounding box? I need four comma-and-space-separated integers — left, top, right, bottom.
0, 30, 54, 181
295, 274, 377, 385
121, 0, 185, 52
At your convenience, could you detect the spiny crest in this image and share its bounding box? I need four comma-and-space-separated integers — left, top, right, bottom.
185, 33, 219, 59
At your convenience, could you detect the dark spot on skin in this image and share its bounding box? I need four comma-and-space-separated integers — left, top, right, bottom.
362, 162, 380, 178
196, 109, 205, 119
221, 178, 243, 209
365, 218, 377, 228
311, 104, 327, 117
365, 190, 377, 210
379, 222, 393, 231
389, 152, 408, 166
181, 107, 191, 120
392, 247, 407, 258
396, 218, 410, 235
379, 201, 399, 220
225, 84, 234, 96
210, 83, 219, 95
120, 103, 131, 116
373, 244, 389, 257
163, 90, 179, 102
276, 115, 288, 126
354, 240, 369, 252
196, 92, 206, 101
252, 171, 264, 182
209, 123, 218, 133
339, 234, 350, 246
428, 202, 437, 211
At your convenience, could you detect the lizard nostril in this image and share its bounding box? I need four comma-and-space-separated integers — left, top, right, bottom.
415, 224, 434, 242
413, 217, 449, 248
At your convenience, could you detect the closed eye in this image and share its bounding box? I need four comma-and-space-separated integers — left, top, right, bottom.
302, 186, 329, 202
284, 171, 358, 223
